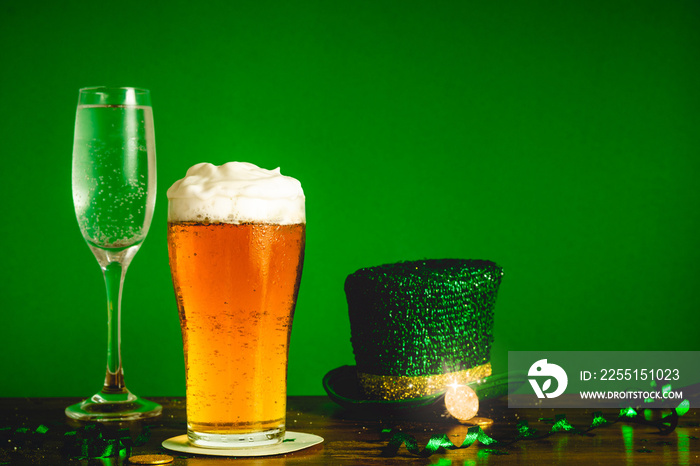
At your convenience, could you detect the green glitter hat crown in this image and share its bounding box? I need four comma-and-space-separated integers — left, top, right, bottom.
344, 259, 503, 400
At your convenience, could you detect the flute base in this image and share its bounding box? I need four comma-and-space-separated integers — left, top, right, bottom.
65, 390, 162, 422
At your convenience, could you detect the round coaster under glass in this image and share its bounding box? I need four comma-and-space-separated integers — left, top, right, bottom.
162, 431, 324, 457
187, 428, 284, 449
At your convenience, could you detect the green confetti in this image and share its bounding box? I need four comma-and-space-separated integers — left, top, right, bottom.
466, 426, 497, 446
97, 443, 116, 459
516, 420, 537, 438
63, 423, 145, 459
551, 415, 576, 433
482, 449, 509, 455
133, 426, 151, 446
382, 405, 686, 458
382, 426, 497, 457
590, 412, 608, 428
676, 400, 690, 417
35, 425, 49, 434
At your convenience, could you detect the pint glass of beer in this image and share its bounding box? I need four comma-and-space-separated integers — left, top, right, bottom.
167, 162, 305, 448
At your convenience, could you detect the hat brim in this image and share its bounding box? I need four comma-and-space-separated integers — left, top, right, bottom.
323, 366, 516, 413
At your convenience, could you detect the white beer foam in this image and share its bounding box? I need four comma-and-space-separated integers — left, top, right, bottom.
167, 162, 305, 224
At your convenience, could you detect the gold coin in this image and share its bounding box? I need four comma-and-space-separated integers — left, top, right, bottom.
128, 454, 174, 465
461, 417, 494, 427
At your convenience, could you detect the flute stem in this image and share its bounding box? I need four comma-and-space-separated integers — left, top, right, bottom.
102, 260, 126, 393
88, 243, 140, 396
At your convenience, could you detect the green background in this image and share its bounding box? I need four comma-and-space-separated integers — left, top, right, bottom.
1, 1, 698, 398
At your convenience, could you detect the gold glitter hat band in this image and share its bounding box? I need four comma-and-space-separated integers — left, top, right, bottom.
322, 366, 514, 413
358, 362, 492, 401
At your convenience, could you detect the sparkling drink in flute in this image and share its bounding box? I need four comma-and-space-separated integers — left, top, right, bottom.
73, 105, 155, 247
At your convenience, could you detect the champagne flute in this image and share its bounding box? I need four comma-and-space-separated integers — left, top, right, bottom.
66, 87, 162, 421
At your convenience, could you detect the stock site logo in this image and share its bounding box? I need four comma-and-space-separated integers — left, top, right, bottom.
528, 359, 568, 399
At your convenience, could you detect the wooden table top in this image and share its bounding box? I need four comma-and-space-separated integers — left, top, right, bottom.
1, 396, 698, 465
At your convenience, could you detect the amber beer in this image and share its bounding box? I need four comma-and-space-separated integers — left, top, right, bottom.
168, 220, 305, 447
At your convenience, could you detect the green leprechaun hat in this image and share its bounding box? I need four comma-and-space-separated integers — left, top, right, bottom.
323, 259, 504, 411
